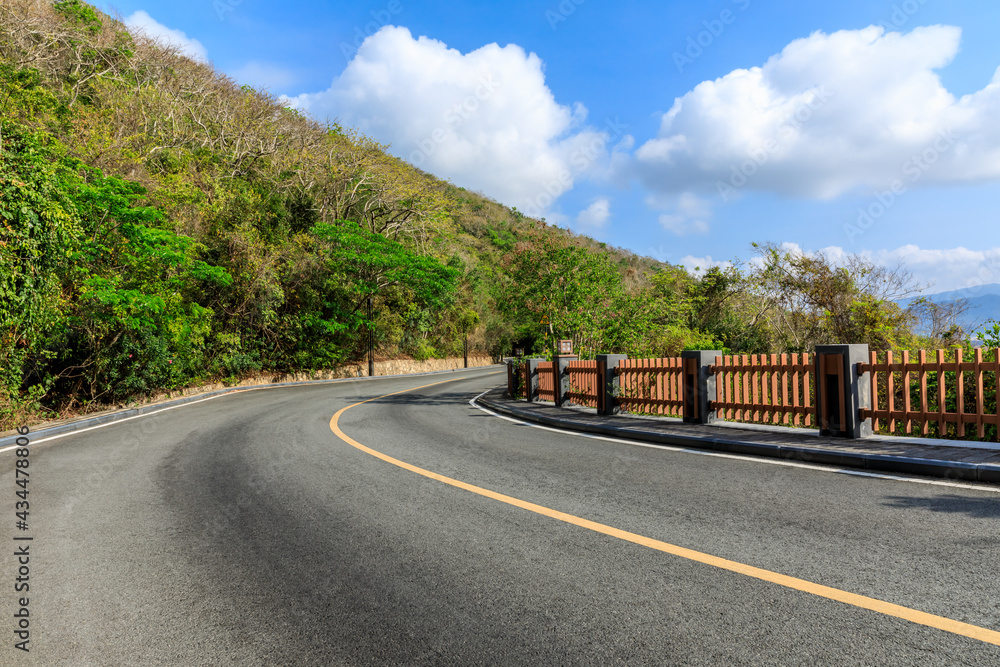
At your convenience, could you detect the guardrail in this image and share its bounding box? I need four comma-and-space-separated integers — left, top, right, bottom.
566, 360, 599, 409
859, 348, 1000, 440
506, 345, 1000, 442
710, 353, 815, 427
617, 357, 685, 417
537, 361, 556, 402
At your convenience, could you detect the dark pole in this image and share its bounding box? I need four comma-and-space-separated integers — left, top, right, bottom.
463, 333, 468, 368
367, 295, 374, 377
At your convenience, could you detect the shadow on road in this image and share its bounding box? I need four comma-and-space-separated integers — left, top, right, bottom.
360, 389, 497, 408
882, 494, 1000, 519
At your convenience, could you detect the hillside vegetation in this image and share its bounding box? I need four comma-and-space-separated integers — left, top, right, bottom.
0, 1, 938, 427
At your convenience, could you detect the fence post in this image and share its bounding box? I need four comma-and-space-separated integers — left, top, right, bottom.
553, 352, 579, 407
814, 344, 872, 438
526, 357, 546, 403
595, 354, 628, 415
505, 358, 521, 398
682, 350, 722, 424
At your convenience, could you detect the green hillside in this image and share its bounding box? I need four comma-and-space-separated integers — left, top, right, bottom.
0, 1, 925, 427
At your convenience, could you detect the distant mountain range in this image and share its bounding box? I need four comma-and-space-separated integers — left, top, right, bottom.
898, 283, 1000, 336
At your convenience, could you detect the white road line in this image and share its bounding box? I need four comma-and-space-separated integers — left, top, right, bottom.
0, 367, 503, 454
0, 391, 245, 453
469, 391, 1000, 495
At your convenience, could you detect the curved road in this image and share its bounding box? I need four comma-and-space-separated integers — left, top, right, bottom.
4, 367, 1000, 665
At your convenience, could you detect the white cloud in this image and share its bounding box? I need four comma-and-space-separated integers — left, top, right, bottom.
871, 245, 1000, 294
283, 26, 607, 215
764, 242, 1000, 294
680, 255, 732, 277
231, 62, 298, 91
652, 192, 711, 235
660, 215, 709, 235
575, 198, 610, 228
124, 11, 208, 63
633, 25, 1000, 200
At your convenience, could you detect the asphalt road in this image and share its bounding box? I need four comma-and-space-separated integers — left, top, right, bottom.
3, 366, 1000, 665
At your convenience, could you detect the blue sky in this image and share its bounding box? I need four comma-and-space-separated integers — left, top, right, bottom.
107, 0, 1000, 294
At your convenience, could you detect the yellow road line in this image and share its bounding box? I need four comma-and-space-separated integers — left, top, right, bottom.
329, 378, 1000, 648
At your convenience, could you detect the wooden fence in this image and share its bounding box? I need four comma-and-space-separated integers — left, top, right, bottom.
616, 357, 685, 417
858, 348, 1000, 439
509, 347, 1000, 443
566, 360, 599, 408
536, 361, 556, 402
710, 354, 815, 426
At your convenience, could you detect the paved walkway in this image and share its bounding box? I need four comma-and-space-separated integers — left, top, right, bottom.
476, 388, 1000, 484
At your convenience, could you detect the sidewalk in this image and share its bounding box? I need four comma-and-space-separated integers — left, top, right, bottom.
476, 388, 1000, 484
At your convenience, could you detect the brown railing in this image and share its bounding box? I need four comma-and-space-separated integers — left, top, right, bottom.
710, 354, 815, 426
859, 348, 1000, 440
509, 346, 1000, 443
566, 360, 599, 408
537, 361, 556, 402
616, 357, 684, 417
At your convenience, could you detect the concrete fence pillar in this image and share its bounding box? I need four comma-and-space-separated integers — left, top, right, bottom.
526, 357, 546, 403
596, 354, 628, 415
553, 353, 578, 407
682, 350, 722, 425
505, 358, 522, 398
814, 344, 872, 438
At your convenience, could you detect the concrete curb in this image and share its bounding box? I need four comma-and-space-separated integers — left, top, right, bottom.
477, 394, 1000, 485
2, 365, 503, 449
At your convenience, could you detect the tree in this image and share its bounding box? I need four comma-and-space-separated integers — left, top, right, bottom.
458, 309, 479, 366
57, 164, 231, 403
908, 297, 971, 346
0, 121, 78, 420
742, 242, 921, 351
303, 129, 450, 241
491, 237, 627, 358
310, 221, 458, 366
